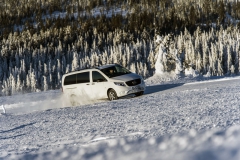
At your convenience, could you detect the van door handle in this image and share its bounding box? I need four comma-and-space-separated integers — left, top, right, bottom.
86, 84, 90, 85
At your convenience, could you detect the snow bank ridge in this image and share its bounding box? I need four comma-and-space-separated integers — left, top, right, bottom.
8, 125, 240, 160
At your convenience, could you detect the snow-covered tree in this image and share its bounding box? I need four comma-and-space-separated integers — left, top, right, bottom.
16, 74, 22, 93
130, 63, 136, 73
154, 34, 182, 75
227, 46, 233, 75
43, 76, 48, 91
30, 71, 37, 92
71, 51, 79, 71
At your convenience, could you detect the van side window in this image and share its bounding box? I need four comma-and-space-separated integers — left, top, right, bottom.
64, 74, 76, 85
77, 72, 89, 84
93, 71, 107, 82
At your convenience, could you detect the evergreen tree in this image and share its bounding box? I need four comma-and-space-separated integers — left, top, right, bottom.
16, 74, 22, 93
218, 1, 225, 25
26, 74, 31, 91
227, 45, 233, 75
43, 76, 48, 91
30, 71, 37, 92
217, 59, 223, 76
130, 63, 136, 73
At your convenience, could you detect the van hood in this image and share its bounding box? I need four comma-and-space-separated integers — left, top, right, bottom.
110, 73, 141, 82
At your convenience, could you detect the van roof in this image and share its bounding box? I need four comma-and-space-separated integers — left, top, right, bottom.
63, 68, 98, 76
96, 64, 116, 69
63, 64, 118, 76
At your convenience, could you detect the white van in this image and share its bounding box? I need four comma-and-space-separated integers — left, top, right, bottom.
61, 64, 145, 103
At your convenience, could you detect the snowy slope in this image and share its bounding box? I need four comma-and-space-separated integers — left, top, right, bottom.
1, 76, 240, 160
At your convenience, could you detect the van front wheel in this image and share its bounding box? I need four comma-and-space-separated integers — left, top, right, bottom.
108, 89, 118, 101
135, 91, 144, 97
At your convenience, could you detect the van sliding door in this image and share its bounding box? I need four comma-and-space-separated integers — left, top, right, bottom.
91, 71, 108, 99
75, 71, 93, 99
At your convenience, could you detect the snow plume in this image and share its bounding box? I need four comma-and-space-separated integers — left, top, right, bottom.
61, 94, 102, 107
61, 90, 106, 107
0, 90, 65, 115
0, 89, 105, 115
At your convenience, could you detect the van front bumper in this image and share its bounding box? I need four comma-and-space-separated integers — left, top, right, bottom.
115, 83, 146, 97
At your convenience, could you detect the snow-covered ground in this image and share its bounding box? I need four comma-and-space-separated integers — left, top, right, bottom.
1, 75, 240, 160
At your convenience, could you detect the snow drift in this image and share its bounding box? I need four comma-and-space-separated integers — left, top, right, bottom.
8, 125, 240, 160
1, 76, 240, 160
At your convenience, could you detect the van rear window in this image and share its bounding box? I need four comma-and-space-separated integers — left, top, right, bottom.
64, 71, 90, 85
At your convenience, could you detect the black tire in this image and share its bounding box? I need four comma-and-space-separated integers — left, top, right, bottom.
108, 89, 118, 101
135, 91, 144, 97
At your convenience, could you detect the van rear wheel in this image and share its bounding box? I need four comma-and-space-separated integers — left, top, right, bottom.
108, 89, 118, 101
70, 94, 79, 106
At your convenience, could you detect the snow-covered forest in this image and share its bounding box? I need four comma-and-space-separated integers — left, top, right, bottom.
0, 0, 240, 95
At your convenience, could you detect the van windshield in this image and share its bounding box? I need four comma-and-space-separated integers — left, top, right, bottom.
100, 65, 131, 78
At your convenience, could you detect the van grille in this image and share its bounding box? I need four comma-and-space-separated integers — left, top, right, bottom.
126, 78, 141, 86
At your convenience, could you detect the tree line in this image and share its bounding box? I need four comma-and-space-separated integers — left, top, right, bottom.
0, 0, 240, 95
1, 26, 240, 95
1, 0, 240, 40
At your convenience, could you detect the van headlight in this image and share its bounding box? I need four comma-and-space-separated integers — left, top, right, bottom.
114, 82, 126, 86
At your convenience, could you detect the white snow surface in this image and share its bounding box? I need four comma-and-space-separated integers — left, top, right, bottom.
1, 75, 240, 160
